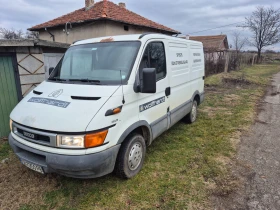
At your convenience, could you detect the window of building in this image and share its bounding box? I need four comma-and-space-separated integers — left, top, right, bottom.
124, 25, 129, 31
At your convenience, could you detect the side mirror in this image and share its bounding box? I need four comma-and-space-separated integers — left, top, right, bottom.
140, 68, 156, 94
49, 67, 54, 75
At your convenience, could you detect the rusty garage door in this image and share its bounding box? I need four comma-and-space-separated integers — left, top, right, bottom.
0, 54, 21, 138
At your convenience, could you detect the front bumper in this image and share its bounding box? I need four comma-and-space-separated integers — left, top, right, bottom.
9, 134, 120, 179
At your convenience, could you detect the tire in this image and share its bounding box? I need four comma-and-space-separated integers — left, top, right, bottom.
114, 133, 146, 179
184, 100, 198, 123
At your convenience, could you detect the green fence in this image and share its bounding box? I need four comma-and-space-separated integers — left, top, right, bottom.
0, 55, 19, 138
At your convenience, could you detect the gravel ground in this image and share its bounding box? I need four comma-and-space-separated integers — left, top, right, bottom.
214, 72, 280, 209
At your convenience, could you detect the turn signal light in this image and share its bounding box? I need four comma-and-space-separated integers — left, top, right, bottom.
105, 106, 123, 116
84, 130, 108, 148
113, 107, 122, 114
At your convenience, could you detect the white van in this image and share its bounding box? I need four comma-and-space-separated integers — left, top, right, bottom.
9, 34, 205, 179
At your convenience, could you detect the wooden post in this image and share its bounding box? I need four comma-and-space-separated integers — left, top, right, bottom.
252, 54, 257, 66
224, 51, 229, 73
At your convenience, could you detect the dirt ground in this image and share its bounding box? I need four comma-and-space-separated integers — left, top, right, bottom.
0, 137, 60, 209
0, 154, 59, 209
213, 72, 280, 209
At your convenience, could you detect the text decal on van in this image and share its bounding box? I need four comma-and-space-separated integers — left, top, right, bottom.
139, 97, 165, 112
28, 97, 70, 108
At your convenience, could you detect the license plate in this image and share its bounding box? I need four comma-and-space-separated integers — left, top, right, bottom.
21, 160, 44, 174
22, 131, 37, 140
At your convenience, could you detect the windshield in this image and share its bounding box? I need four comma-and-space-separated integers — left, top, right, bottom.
49, 41, 141, 85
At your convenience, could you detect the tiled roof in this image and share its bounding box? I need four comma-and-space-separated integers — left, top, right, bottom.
190, 35, 229, 51
29, 1, 179, 34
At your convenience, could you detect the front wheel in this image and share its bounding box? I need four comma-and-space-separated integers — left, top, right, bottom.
114, 133, 146, 179
184, 100, 198, 123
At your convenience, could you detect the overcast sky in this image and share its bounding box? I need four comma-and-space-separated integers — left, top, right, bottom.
0, 0, 280, 51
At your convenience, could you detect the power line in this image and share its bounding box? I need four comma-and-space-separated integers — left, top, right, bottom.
187, 21, 244, 35
216, 27, 246, 35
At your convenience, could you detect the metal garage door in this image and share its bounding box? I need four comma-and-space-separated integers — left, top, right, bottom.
0, 55, 19, 138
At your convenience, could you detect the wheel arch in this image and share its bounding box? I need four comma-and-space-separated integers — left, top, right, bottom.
117, 120, 153, 146
192, 91, 202, 105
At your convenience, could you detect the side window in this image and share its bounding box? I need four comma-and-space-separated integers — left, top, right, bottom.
60, 56, 71, 77
140, 42, 166, 81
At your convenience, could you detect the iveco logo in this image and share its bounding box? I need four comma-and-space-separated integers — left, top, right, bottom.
48, 89, 63, 98
23, 131, 35, 139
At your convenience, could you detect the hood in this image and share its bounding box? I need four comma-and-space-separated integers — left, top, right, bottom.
10, 81, 119, 132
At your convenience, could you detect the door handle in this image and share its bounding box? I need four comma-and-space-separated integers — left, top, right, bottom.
165, 87, 171, 97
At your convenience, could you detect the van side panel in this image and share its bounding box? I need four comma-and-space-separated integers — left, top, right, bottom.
189, 44, 205, 96
167, 41, 204, 127
168, 42, 190, 88
167, 42, 192, 126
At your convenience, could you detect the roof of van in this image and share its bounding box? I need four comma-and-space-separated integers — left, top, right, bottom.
73, 34, 203, 46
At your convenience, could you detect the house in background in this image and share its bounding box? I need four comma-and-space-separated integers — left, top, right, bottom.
190, 35, 229, 63
29, 0, 180, 44
190, 35, 229, 75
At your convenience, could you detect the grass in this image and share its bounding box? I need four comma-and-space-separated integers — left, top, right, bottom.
0, 138, 10, 161
1, 64, 280, 210
207, 64, 280, 87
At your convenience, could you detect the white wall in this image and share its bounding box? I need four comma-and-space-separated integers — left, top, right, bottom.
38, 20, 173, 44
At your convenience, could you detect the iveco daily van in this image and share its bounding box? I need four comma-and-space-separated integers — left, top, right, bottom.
9, 34, 205, 179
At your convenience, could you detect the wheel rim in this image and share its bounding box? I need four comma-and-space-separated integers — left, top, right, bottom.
191, 102, 197, 122
128, 142, 143, 171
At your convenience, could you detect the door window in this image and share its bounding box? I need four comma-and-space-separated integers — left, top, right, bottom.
140, 42, 166, 81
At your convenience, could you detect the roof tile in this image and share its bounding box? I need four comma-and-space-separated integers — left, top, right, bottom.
190, 35, 229, 51
29, 1, 179, 34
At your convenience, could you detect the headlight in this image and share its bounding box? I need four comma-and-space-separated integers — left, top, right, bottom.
57, 130, 108, 149
57, 135, 85, 148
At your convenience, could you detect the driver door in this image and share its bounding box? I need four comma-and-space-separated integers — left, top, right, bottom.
138, 41, 170, 140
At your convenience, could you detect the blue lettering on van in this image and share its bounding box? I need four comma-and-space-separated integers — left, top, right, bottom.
139, 97, 165, 112
28, 97, 70, 108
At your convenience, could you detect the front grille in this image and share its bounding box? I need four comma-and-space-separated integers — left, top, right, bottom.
13, 122, 57, 147
17, 128, 50, 143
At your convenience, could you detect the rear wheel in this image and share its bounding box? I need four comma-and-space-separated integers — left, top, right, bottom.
184, 100, 198, 123
114, 133, 146, 179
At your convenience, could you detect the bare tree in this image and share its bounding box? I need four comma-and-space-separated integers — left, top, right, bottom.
0, 28, 24, 39
25, 31, 39, 39
242, 6, 280, 62
232, 32, 247, 52
231, 32, 248, 69
0, 27, 40, 40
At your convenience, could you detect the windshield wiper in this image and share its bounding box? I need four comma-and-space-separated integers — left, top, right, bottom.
68, 79, 101, 84
48, 78, 67, 82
